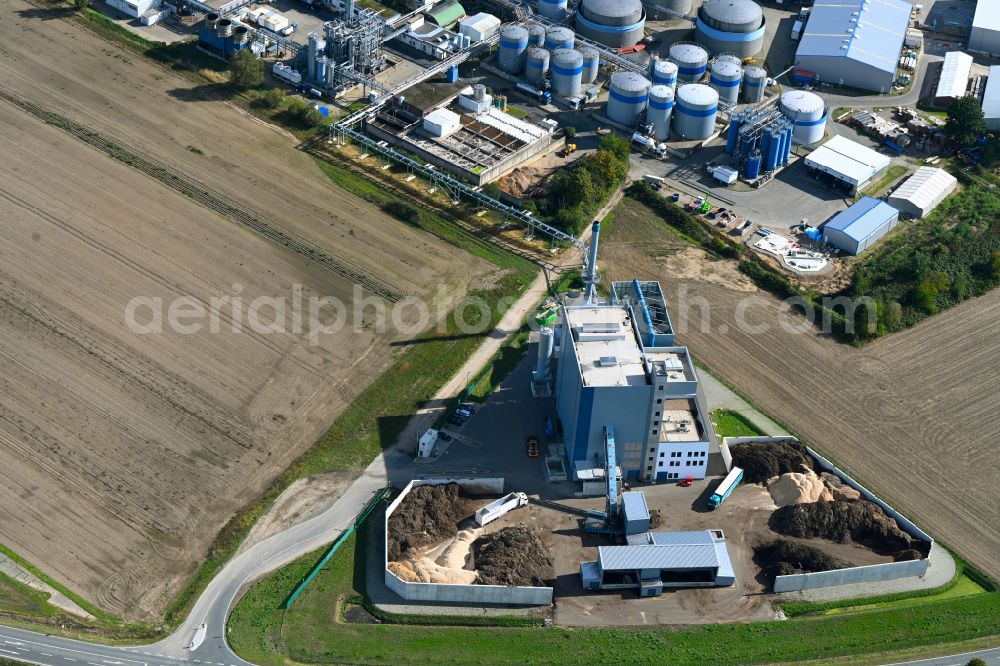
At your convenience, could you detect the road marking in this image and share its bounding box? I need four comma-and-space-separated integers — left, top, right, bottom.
0, 649, 21, 655
0, 635, 146, 665
41, 653, 53, 657
64, 659, 77, 662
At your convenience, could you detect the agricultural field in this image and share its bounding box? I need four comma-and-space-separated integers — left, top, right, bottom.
602, 195, 1000, 584
0, 1, 496, 621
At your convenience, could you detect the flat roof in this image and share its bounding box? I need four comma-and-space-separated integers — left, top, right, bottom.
984, 66, 1000, 120
796, 0, 911, 75
622, 492, 650, 522
805, 135, 891, 185
645, 350, 693, 383
973, 2, 1000, 33
627, 530, 717, 546
936, 51, 973, 99
566, 306, 647, 387
889, 167, 957, 210
659, 407, 698, 443
824, 197, 899, 242
599, 544, 720, 571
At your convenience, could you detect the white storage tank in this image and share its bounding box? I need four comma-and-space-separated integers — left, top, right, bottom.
527, 23, 546, 47
695, 0, 765, 57
575, 0, 646, 48
741, 65, 767, 103
526, 46, 551, 83
552, 48, 584, 97
780, 90, 827, 145
499, 24, 529, 74
669, 42, 709, 83
307, 32, 325, 81
648, 84, 675, 141
674, 83, 718, 140
710, 60, 742, 105
650, 59, 678, 89
544, 26, 575, 51
581, 47, 600, 84
607, 71, 650, 127
538, 0, 568, 22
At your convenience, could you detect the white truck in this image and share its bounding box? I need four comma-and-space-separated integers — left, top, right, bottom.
417, 428, 438, 458
474, 492, 529, 526
631, 132, 667, 157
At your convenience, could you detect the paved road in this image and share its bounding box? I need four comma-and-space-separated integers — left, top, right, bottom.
887, 646, 1000, 666
817, 54, 940, 110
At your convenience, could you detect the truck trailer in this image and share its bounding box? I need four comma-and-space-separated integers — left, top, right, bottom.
475, 492, 529, 526
708, 466, 743, 509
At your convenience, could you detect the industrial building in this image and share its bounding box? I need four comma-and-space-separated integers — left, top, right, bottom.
822, 197, 900, 255
794, 0, 911, 92
105, 0, 160, 19
554, 280, 715, 484
694, 0, 766, 57
580, 530, 736, 596
970, 2, 1000, 56
887, 167, 958, 219
803, 135, 891, 194
726, 106, 793, 180
983, 66, 1000, 131
934, 51, 974, 107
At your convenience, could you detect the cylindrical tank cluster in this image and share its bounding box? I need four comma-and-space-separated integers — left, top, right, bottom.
780, 90, 828, 145
544, 26, 574, 51
551, 49, 584, 96
648, 84, 675, 141
695, 0, 765, 57
526, 46, 550, 83
710, 60, 742, 105
527, 23, 545, 48
669, 43, 709, 83
607, 71, 650, 127
233, 25, 249, 44
741, 65, 767, 103
499, 24, 529, 74
715, 53, 742, 68
650, 59, 678, 90
216, 18, 233, 38
575, 0, 646, 48
674, 83, 718, 140
762, 119, 793, 171
581, 47, 600, 84
538, 0, 568, 22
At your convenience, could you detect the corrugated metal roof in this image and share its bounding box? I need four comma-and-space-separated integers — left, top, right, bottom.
426, 0, 466, 29
796, 0, 911, 75
599, 544, 720, 571
824, 197, 899, 242
621, 492, 649, 521
805, 135, 891, 186
984, 66, 1000, 121
649, 530, 716, 545
936, 51, 973, 99
888, 167, 957, 210
714, 541, 735, 581
973, 1, 1000, 33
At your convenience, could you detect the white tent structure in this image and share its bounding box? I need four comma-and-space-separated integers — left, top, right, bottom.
887, 167, 958, 219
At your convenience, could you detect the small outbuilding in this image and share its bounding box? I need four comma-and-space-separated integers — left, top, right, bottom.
888, 167, 958, 218
804, 135, 891, 193
822, 197, 900, 255
621, 491, 650, 535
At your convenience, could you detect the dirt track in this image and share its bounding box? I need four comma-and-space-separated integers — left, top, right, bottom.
0, 3, 491, 619
604, 198, 1000, 583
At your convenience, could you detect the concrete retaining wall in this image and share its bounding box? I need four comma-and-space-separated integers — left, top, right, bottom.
384, 478, 554, 606
721, 437, 934, 593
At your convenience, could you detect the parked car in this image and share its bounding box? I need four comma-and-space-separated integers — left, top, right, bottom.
448, 413, 468, 426
438, 430, 452, 442
527, 436, 539, 457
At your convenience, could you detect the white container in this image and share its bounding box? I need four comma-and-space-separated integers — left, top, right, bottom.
475, 492, 529, 526
423, 108, 462, 137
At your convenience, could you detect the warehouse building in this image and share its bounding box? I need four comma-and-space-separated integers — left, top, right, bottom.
823, 197, 900, 255
983, 66, 1000, 131
934, 51, 974, 106
970, 2, 1000, 56
580, 530, 736, 596
794, 0, 911, 93
888, 167, 958, 219
804, 135, 891, 194
555, 281, 715, 484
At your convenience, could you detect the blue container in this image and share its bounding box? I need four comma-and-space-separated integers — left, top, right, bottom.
774, 127, 786, 169
445, 65, 459, 83
726, 116, 740, 154
744, 152, 761, 180
764, 131, 779, 171
783, 125, 793, 165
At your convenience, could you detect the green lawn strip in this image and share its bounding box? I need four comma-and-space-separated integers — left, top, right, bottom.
820, 575, 985, 616
861, 164, 909, 197
0, 571, 56, 617
503, 105, 530, 119
466, 326, 531, 402
710, 409, 765, 438
0, 545, 106, 620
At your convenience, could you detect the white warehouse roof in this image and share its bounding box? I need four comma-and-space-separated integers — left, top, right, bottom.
984, 66, 1000, 130
805, 135, 891, 188
972, 2, 1000, 34
936, 51, 973, 100
888, 167, 958, 218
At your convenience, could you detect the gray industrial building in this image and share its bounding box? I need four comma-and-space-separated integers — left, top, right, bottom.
887, 167, 957, 219
822, 197, 900, 255
970, 2, 1000, 56
554, 280, 714, 484
794, 0, 911, 92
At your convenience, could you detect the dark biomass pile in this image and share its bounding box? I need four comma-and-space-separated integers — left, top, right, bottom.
754, 540, 850, 585
770, 499, 929, 556
473, 526, 552, 587
729, 441, 816, 484
387, 483, 471, 561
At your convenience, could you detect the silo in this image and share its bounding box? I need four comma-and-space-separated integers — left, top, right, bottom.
552, 49, 584, 97
655, 0, 690, 12
233, 26, 249, 46
607, 71, 650, 127
499, 24, 530, 74
715, 53, 742, 67
581, 48, 600, 84
544, 26, 575, 51
780, 90, 827, 145
315, 55, 328, 85
539, 0, 568, 22
743, 151, 761, 180
651, 59, 678, 89
726, 111, 743, 153
526, 46, 551, 83
668, 43, 709, 83
216, 18, 233, 38
534, 326, 555, 380
325, 59, 336, 88
527, 23, 546, 48
648, 85, 674, 141
204, 12, 219, 27
673, 83, 718, 140
307, 32, 325, 82
709, 60, 742, 105
782, 122, 793, 163
575, 0, 646, 48
741, 65, 767, 103
695, 0, 765, 57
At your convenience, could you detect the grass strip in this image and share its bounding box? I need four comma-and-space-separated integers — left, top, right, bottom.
710, 409, 765, 438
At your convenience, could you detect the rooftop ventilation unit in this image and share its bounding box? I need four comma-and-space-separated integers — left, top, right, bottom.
597, 356, 618, 367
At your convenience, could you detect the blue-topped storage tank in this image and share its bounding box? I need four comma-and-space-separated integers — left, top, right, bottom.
744, 151, 761, 179
726, 114, 741, 154
499, 24, 529, 74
